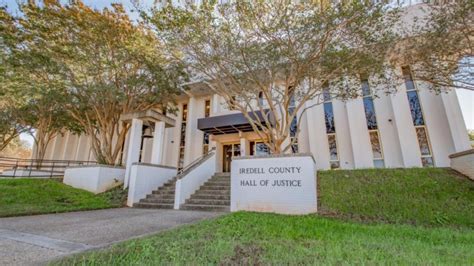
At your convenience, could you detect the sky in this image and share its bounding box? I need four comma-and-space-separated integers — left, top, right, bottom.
1, 0, 473, 145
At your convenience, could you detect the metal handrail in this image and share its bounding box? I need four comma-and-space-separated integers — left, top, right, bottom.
177, 147, 216, 179
0, 157, 98, 178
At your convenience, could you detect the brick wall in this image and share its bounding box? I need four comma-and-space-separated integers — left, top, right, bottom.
450, 149, 474, 180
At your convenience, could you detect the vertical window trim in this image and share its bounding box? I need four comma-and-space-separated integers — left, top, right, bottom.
177, 103, 188, 170
361, 77, 385, 167
402, 66, 435, 166
203, 99, 211, 155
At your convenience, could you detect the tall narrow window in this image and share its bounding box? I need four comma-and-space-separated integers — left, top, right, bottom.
203, 100, 211, 154
402, 66, 434, 167
258, 91, 265, 106
289, 94, 298, 153
177, 104, 188, 170
323, 88, 339, 169
361, 78, 384, 168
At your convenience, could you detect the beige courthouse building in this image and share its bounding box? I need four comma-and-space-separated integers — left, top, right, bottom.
29, 1, 472, 210
37, 64, 471, 172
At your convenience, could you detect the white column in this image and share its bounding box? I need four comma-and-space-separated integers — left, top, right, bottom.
389, 80, 422, 167
240, 137, 250, 156
59, 132, 71, 160
215, 141, 223, 172
305, 99, 330, 170
441, 90, 471, 152
124, 119, 143, 188
184, 97, 204, 165
417, 84, 456, 167
50, 134, 64, 160
346, 98, 374, 168
332, 100, 355, 169
211, 94, 221, 114
151, 121, 166, 165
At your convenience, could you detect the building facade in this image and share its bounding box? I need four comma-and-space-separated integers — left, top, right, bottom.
38, 65, 471, 172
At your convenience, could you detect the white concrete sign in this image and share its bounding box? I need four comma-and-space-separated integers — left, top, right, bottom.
231, 154, 317, 215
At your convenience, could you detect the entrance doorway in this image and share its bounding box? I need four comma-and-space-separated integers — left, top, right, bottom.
222, 143, 241, 172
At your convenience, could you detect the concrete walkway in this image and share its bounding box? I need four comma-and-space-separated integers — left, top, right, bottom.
0, 208, 222, 265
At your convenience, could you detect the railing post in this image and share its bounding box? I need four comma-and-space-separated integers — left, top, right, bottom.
28, 158, 33, 177
13, 161, 18, 178
50, 162, 55, 178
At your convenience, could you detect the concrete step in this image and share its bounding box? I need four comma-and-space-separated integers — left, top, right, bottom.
142, 197, 174, 204
195, 189, 230, 195
198, 185, 230, 190
190, 194, 230, 200
203, 181, 230, 186
185, 199, 230, 205
146, 194, 175, 200
180, 204, 229, 212
152, 190, 175, 195
134, 202, 174, 209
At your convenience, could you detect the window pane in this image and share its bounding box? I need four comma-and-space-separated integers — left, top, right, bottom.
330, 161, 340, 169
402, 66, 416, 91
290, 115, 298, 137
328, 134, 338, 161
323, 89, 331, 102
369, 131, 383, 159
363, 97, 378, 130
255, 143, 270, 156
407, 91, 425, 126
374, 159, 385, 168
416, 127, 431, 156
421, 157, 434, 167
324, 102, 336, 133
361, 79, 371, 97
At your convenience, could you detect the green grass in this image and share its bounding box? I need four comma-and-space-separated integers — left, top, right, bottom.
319, 168, 474, 228
54, 168, 474, 265
55, 212, 474, 265
0, 178, 127, 217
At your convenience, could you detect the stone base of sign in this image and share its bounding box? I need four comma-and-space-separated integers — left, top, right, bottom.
231, 154, 317, 215
64, 165, 125, 194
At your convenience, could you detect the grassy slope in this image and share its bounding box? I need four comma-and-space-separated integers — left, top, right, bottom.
56, 168, 474, 265
0, 178, 126, 217
56, 212, 474, 265
319, 168, 474, 228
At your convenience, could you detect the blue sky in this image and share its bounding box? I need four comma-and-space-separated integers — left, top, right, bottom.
2, 0, 473, 145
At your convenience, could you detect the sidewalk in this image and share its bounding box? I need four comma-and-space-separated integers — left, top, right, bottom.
0, 208, 222, 265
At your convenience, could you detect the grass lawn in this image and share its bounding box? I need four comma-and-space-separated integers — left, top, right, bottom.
55, 168, 474, 265
319, 168, 474, 228
0, 178, 127, 217
55, 212, 474, 265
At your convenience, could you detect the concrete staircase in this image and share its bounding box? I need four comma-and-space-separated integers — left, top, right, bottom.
133, 176, 178, 209
180, 173, 230, 212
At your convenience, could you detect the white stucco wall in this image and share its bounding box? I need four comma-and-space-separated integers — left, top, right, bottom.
127, 163, 177, 206
450, 150, 474, 180
63, 165, 125, 194
174, 153, 216, 209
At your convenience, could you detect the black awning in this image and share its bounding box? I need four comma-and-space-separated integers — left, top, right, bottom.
198, 110, 272, 135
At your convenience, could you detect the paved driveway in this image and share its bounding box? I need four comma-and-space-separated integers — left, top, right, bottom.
0, 208, 222, 265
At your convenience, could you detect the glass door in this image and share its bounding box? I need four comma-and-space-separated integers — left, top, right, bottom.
222, 143, 240, 172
